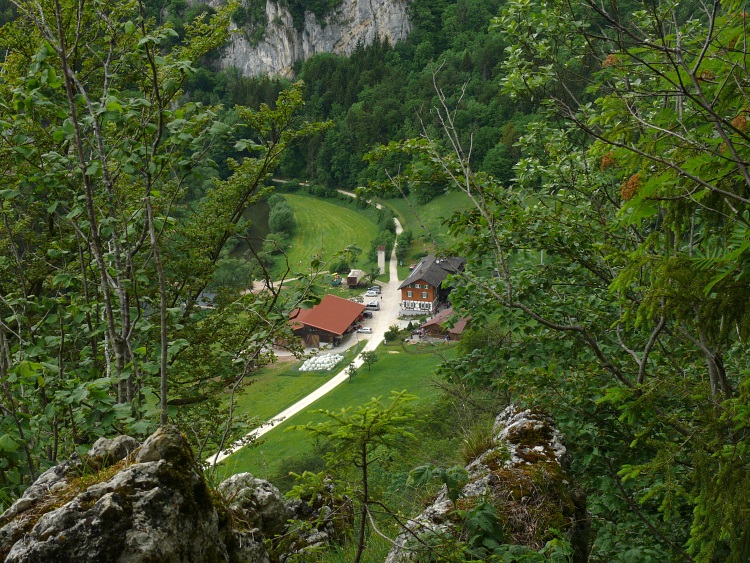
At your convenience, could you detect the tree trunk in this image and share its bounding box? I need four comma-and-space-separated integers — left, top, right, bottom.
353, 444, 369, 563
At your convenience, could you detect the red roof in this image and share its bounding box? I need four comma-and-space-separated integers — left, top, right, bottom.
422, 308, 471, 335
290, 295, 366, 335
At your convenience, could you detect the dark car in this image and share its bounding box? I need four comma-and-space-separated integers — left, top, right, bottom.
363, 312, 373, 319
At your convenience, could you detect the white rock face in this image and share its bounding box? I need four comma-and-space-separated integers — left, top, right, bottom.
220, 0, 411, 77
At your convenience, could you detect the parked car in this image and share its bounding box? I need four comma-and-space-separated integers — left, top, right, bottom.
364, 290, 378, 297
357, 327, 373, 333
365, 301, 380, 311
362, 312, 373, 319
368, 286, 381, 294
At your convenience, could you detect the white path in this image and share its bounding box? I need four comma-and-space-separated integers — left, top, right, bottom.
207, 196, 403, 466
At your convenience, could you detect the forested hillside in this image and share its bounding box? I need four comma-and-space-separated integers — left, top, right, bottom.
2, 0, 750, 561
184, 0, 524, 194
0, 0, 328, 506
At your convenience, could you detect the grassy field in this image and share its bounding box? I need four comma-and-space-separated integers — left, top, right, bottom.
378, 192, 473, 278
214, 344, 458, 483
230, 342, 366, 429
277, 194, 379, 277
383, 191, 472, 241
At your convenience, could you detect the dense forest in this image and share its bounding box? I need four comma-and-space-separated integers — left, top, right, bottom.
2, 0, 750, 560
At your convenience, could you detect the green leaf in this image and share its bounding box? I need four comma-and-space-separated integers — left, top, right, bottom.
85, 161, 101, 176
0, 189, 20, 200
0, 434, 20, 453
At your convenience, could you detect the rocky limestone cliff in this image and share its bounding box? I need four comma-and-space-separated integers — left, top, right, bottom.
220, 0, 411, 77
385, 406, 591, 562
0, 427, 350, 562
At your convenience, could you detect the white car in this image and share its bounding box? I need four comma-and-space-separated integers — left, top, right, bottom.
357, 327, 373, 333
364, 290, 378, 297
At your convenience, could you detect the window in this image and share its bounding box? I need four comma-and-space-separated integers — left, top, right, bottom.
407, 290, 413, 298
422, 291, 428, 299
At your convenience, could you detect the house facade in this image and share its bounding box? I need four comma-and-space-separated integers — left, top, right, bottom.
398, 254, 465, 315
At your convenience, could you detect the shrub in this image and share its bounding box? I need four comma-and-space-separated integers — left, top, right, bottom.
460, 418, 497, 465
267, 193, 286, 208
262, 232, 290, 255
268, 202, 296, 235
384, 324, 401, 341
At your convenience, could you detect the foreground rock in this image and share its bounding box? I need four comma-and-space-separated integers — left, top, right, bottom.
0, 426, 256, 562
386, 406, 590, 562
0, 427, 350, 562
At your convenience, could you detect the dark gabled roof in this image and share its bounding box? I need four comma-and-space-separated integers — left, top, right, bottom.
290, 295, 366, 336
398, 254, 465, 290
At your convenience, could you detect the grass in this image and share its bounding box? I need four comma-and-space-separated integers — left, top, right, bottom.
283, 274, 385, 301
214, 344, 457, 483
378, 192, 473, 278
230, 342, 366, 429
277, 194, 379, 277
383, 191, 472, 241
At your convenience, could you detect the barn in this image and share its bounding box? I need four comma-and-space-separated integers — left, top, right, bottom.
421, 308, 471, 341
290, 294, 366, 347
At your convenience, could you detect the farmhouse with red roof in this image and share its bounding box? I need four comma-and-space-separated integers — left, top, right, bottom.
290, 294, 366, 347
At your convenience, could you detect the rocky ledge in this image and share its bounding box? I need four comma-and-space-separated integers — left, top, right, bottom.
0, 426, 350, 562
385, 405, 591, 562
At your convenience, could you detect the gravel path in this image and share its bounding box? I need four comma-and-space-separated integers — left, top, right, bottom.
207, 202, 403, 466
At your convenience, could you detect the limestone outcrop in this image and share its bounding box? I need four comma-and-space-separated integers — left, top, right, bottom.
220, 0, 411, 77
0, 427, 347, 562
385, 406, 591, 562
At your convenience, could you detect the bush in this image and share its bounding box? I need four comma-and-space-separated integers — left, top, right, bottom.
268, 202, 296, 235
460, 418, 497, 465
306, 183, 337, 198
384, 324, 401, 341
368, 230, 395, 262
377, 208, 396, 233
262, 232, 290, 255
328, 257, 350, 274
396, 228, 413, 261
267, 193, 286, 208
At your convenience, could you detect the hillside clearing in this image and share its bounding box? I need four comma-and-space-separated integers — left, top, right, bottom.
213, 345, 457, 483
276, 193, 379, 276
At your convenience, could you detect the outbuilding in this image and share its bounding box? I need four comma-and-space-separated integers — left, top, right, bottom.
421, 308, 471, 341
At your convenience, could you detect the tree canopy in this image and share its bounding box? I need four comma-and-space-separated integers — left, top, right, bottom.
366, 0, 750, 559
0, 0, 324, 501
